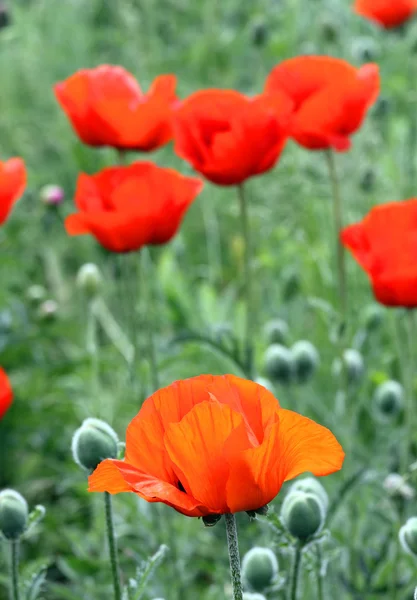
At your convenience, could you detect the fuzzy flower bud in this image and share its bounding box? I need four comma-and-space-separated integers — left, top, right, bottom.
281, 491, 325, 542
26, 284, 47, 305
332, 349, 364, 385
291, 340, 319, 384
76, 263, 103, 298
373, 381, 404, 421
0, 489, 29, 540
264, 344, 293, 385
288, 477, 329, 513
242, 547, 278, 592
362, 304, 383, 331
72, 418, 118, 472
263, 319, 289, 346
37, 299, 59, 322
383, 474, 414, 501
399, 517, 417, 556
40, 184, 65, 206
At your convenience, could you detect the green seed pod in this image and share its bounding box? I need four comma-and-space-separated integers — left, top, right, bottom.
281, 491, 325, 542
0, 489, 29, 540
250, 17, 268, 46
288, 477, 329, 513
72, 418, 118, 472
264, 344, 293, 385
373, 380, 404, 420
363, 304, 383, 331
359, 168, 376, 193
263, 319, 289, 346
76, 263, 103, 298
242, 547, 278, 592
291, 340, 319, 384
242, 594, 267, 600
332, 349, 365, 385
281, 267, 301, 302
399, 517, 417, 555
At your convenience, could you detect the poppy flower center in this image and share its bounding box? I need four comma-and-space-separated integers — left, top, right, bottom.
177, 480, 186, 493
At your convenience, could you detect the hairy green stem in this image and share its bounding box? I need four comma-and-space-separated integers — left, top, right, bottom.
289, 543, 303, 600
325, 150, 347, 322
141, 249, 160, 391
237, 184, 254, 379
225, 513, 243, 600
316, 545, 324, 600
403, 309, 416, 471
10, 540, 20, 600
104, 492, 122, 600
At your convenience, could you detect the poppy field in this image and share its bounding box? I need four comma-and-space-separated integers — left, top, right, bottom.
2, 0, 417, 599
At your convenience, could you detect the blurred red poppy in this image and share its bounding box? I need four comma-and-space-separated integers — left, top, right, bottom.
54, 66, 177, 151
173, 89, 293, 186
265, 56, 380, 152
89, 374, 344, 516
342, 199, 417, 306
354, 0, 417, 28
65, 162, 203, 253
0, 368, 13, 419
0, 158, 27, 225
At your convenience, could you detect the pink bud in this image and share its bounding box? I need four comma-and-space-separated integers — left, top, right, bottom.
40, 184, 65, 206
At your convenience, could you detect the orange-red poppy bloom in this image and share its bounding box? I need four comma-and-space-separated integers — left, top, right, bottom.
354, 0, 417, 28
265, 56, 380, 152
0, 158, 27, 226
54, 66, 177, 151
173, 89, 293, 186
0, 368, 13, 420
65, 162, 203, 253
89, 375, 344, 516
341, 199, 417, 307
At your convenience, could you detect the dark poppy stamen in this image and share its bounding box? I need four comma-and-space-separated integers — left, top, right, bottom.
178, 480, 186, 493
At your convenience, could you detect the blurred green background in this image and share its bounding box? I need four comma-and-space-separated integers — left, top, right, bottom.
1, 0, 417, 598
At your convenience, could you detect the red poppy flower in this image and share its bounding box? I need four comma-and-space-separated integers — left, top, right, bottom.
0, 158, 27, 225
172, 89, 293, 186
341, 199, 417, 307
89, 374, 344, 516
265, 56, 380, 152
65, 162, 203, 253
54, 66, 177, 151
0, 368, 13, 419
354, 0, 417, 28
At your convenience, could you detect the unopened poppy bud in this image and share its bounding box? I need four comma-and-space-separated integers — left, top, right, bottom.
383, 474, 414, 501
72, 418, 118, 472
26, 284, 47, 305
291, 340, 319, 384
76, 263, 103, 298
352, 37, 379, 62
281, 491, 325, 542
319, 16, 339, 42
0, 489, 28, 540
289, 477, 329, 513
363, 304, 383, 331
202, 514, 222, 527
264, 344, 293, 385
242, 547, 278, 592
40, 184, 65, 206
264, 319, 289, 346
37, 299, 59, 322
374, 380, 404, 420
242, 594, 267, 600
251, 17, 268, 46
374, 97, 391, 119
399, 517, 417, 556
332, 349, 365, 385
359, 168, 376, 193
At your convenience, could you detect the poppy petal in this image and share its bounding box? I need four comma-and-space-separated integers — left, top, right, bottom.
0, 158, 27, 225
88, 459, 208, 517
0, 368, 13, 420
164, 400, 251, 512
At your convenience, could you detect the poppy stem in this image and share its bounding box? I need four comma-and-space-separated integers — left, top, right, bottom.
325, 150, 347, 323
10, 540, 20, 600
237, 184, 254, 379
288, 542, 303, 600
104, 491, 122, 600
224, 513, 243, 600
403, 309, 416, 470
315, 544, 324, 600
141, 249, 160, 391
